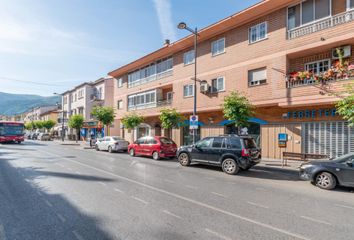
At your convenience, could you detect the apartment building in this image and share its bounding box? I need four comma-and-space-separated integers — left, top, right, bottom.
61, 77, 116, 139
109, 0, 354, 159
24, 105, 59, 123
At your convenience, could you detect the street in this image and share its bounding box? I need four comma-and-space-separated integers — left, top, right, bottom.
1, 141, 354, 240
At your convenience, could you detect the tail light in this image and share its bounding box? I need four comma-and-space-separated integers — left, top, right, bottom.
242, 148, 250, 157
114, 141, 119, 145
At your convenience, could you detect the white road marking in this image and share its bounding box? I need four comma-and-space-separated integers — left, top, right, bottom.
0, 224, 6, 240
301, 216, 332, 226
205, 228, 232, 240
335, 204, 354, 211
42, 150, 311, 240
246, 201, 269, 209
72, 230, 84, 240
98, 182, 106, 186
44, 200, 53, 207
114, 188, 124, 193
129, 160, 137, 167
211, 192, 227, 198
132, 196, 148, 205
56, 213, 66, 223
162, 210, 182, 219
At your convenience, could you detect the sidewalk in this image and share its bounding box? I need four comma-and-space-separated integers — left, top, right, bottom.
53, 139, 93, 149
255, 158, 302, 176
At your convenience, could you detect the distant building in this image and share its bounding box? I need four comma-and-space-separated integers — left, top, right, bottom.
24, 105, 59, 123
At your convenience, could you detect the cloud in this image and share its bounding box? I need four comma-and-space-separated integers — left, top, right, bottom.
153, 0, 177, 42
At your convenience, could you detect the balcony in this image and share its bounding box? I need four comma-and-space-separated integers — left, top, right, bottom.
127, 99, 172, 111
288, 9, 354, 39
128, 69, 173, 88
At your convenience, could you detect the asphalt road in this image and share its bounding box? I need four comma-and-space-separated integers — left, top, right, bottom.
1, 141, 354, 240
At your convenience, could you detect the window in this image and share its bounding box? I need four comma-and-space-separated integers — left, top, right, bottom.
212, 137, 223, 148
74, 94, 77, 102
127, 90, 156, 109
136, 137, 146, 144
147, 137, 158, 144
117, 100, 123, 110
248, 68, 267, 86
229, 138, 241, 149
211, 77, 225, 93
196, 138, 212, 148
183, 50, 195, 65
288, 0, 331, 30
78, 89, 84, 99
63, 96, 68, 104
349, 0, 354, 9
166, 92, 173, 102
305, 59, 330, 74
211, 38, 225, 56
117, 78, 123, 88
98, 87, 103, 99
249, 22, 267, 43
183, 84, 194, 97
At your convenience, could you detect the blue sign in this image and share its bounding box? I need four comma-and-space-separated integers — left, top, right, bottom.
278, 133, 288, 141
189, 115, 199, 130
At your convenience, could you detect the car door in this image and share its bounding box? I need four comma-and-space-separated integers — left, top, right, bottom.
208, 137, 224, 163
145, 137, 157, 156
339, 157, 354, 186
134, 137, 144, 154
102, 137, 109, 150
191, 137, 213, 162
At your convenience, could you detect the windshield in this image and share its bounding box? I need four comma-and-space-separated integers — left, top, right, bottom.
0, 123, 24, 136
112, 137, 123, 141
160, 137, 174, 145
243, 138, 257, 148
333, 153, 354, 163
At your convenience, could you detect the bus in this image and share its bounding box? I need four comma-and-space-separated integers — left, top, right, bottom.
0, 121, 25, 143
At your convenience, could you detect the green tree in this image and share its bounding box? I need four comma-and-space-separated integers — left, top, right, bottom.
68, 115, 84, 142
24, 122, 33, 130
222, 91, 254, 130
34, 120, 44, 130
336, 84, 354, 126
121, 113, 144, 140
91, 106, 115, 135
42, 120, 56, 132
159, 108, 183, 138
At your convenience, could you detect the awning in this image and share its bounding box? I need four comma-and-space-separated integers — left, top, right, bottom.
218, 118, 268, 126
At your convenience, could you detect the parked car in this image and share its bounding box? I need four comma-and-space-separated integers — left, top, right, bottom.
177, 135, 261, 175
38, 133, 52, 141
128, 136, 177, 160
29, 132, 39, 140
95, 136, 129, 153
299, 153, 354, 190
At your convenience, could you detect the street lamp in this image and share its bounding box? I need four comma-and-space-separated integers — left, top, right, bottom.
177, 22, 198, 144
54, 93, 65, 142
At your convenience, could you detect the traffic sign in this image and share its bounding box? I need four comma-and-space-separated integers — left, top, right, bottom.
189, 115, 198, 130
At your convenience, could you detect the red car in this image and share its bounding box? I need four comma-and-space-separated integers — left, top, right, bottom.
128, 136, 177, 160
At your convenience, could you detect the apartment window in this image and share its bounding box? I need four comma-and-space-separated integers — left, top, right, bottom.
98, 87, 103, 99
78, 89, 84, 99
183, 84, 194, 97
288, 0, 331, 30
211, 38, 225, 56
183, 50, 195, 65
127, 90, 156, 108
74, 94, 77, 102
211, 77, 225, 93
249, 22, 267, 43
117, 78, 123, 88
63, 96, 67, 104
248, 68, 267, 86
305, 59, 330, 74
117, 100, 123, 109
166, 92, 173, 102
349, 0, 354, 9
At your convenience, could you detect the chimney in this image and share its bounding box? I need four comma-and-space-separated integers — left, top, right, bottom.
164, 39, 170, 47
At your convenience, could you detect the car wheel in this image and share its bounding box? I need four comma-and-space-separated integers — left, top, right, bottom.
315, 172, 336, 190
152, 151, 160, 160
178, 153, 190, 166
222, 158, 240, 175
108, 146, 113, 153
130, 148, 135, 157
95, 145, 99, 151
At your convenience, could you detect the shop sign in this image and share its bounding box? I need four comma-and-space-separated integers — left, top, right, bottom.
283, 108, 337, 119
189, 115, 198, 130
83, 121, 98, 128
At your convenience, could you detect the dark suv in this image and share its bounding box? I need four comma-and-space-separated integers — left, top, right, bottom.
177, 135, 261, 175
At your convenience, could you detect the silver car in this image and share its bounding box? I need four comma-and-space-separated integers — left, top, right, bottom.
95, 136, 129, 153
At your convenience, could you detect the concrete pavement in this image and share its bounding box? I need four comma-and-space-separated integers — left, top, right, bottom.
1, 140, 354, 240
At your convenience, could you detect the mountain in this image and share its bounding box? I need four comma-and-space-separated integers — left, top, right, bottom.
0, 92, 61, 115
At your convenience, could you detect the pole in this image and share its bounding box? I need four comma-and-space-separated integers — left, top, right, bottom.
193, 28, 198, 144
61, 111, 65, 141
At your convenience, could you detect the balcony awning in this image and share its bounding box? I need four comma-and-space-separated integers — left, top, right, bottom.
218, 118, 268, 126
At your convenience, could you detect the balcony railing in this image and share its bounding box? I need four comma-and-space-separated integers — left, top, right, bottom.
286, 76, 354, 88
288, 9, 354, 39
128, 69, 173, 88
127, 99, 172, 111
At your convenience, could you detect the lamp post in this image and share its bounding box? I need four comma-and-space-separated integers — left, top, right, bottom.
54, 93, 65, 142
178, 22, 198, 144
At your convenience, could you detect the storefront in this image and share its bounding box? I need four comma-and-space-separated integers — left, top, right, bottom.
81, 121, 104, 140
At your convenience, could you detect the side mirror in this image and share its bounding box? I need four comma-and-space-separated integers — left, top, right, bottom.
346, 160, 354, 167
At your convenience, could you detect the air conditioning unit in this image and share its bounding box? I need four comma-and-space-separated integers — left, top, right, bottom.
200, 82, 209, 93
332, 45, 351, 59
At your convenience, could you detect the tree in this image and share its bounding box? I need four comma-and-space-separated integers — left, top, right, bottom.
42, 120, 56, 132
222, 91, 254, 130
68, 115, 84, 142
336, 84, 354, 127
91, 106, 115, 135
34, 120, 44, 130
121, 113, 144, 140
24, 122, 33, 130
159, 108, 183, 138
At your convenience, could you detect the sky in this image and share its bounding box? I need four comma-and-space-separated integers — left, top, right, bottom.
0, 0, 260, 96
